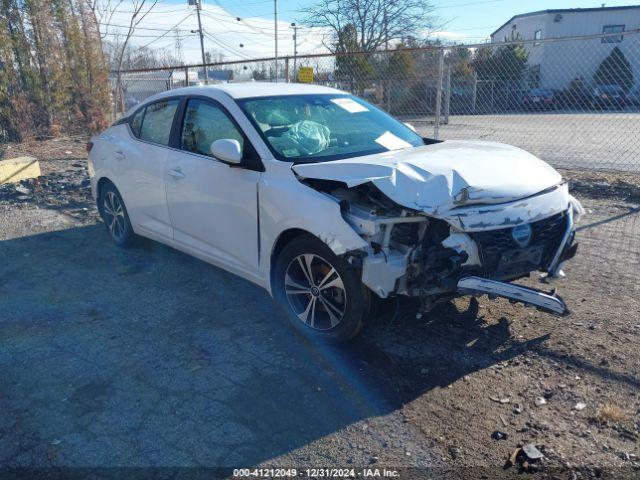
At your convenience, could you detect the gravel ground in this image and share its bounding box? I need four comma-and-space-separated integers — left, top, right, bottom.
1, 138, 639, 478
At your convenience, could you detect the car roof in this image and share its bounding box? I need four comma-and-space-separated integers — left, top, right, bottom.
154, 82, 347, 100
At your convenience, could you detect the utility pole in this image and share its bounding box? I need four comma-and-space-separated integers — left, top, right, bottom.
190, 0, 208, 84
274, 0, 278, 82
434, 48, 445, 139
291, 22, 297, 81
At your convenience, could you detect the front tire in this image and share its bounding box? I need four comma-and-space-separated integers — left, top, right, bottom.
273, 235, 369, 343
98, 182, 135, 248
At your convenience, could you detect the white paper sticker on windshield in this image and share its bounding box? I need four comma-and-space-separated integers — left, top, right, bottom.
330, 97, 369, 113
375, 131, 413, 151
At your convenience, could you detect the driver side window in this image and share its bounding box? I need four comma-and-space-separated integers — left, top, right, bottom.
181, 99, 244, 157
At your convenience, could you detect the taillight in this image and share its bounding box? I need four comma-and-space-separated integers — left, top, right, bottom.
86, 141, 94, 153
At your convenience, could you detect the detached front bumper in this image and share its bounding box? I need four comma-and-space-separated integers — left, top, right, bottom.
456, 202, 582, 317
457, 276, 568, 315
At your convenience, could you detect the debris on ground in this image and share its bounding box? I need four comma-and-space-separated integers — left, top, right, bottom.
535, 396, 548, 407
491, 430, 508, 440
573, 401, 587, 411
0, 142, 98, 224
14, 184, 32, 195
505, 444, 545, 472
490, 396, 511, 404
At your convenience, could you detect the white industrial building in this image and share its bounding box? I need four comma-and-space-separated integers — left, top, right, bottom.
490, 5, 640, 90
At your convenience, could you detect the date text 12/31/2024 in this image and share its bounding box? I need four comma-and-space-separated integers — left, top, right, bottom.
233, 468, 401, 478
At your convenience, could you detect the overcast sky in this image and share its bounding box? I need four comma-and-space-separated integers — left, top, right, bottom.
102, 0, 639, 63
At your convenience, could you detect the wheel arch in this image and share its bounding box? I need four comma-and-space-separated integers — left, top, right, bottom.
269, 228, 316, 292
96, 177, 130, 220
269, 228, 370, 342
95, 177, 115, 216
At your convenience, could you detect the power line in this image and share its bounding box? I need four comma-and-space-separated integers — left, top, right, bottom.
140, 14, 193, 48
200, 9, 313, 38
211, 0, 266, 35
101, 13, 193, 41
102, 7, 188, 14
101, 31, 196, 38
201, 9, 274, 34
100, 22, 193, 32
199, 12, 292, 37
202, 30, 253, 59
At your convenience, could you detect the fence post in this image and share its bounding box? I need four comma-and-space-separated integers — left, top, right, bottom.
491, 80, 495, 112
444, 64, 451, 124
472, 71, 477, 113
284, 57, 290, 82
433, 47, 445, 139
184, 66, 189, 87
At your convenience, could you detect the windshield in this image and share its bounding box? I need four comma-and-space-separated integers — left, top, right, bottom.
237, 94, 424, 163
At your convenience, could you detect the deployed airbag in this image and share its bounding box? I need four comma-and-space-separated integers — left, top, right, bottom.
279, 120, 331, 155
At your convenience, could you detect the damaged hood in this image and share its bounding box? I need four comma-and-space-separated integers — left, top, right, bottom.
292, 140, 562, 216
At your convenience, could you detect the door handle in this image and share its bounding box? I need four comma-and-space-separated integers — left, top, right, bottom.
168, 168, 185, 179
114, 150, 125, 160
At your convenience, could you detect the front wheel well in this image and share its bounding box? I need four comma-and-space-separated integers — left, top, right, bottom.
270, 229, 316, 287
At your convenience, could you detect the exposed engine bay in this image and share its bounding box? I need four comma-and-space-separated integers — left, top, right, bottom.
301, 177, 581, 316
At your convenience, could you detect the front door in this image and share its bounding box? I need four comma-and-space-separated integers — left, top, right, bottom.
165, 97, 261, 276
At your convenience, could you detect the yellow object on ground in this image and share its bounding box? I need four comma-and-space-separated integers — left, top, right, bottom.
0, 156, 41, 184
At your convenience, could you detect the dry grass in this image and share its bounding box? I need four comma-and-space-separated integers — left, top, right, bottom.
596, 402, 631, 424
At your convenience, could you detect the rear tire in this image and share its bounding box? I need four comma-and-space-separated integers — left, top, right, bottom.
273, 235, 369, 343
98, 182, 135, 248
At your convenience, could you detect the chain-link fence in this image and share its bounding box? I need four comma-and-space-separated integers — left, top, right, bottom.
112, 29, 640, 173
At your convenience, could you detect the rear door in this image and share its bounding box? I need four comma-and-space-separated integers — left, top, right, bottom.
115, 98, 180, 241
164, 97, 262, 276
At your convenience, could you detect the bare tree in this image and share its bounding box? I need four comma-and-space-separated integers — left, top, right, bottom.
301, 0, 438, 53
110, 0, 158, 114
84, 0, 124, 43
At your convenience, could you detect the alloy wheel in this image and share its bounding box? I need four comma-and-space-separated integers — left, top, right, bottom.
284, 254, 347, 330
103, 191, 126, 242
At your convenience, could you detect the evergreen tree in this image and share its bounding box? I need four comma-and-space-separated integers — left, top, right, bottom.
334, 24, 373, 94
594, 46, 634, 92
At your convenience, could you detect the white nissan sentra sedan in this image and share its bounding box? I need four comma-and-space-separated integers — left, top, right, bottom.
88, 83, 583, 342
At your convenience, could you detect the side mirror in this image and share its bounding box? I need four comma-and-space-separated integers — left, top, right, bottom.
211, 139, 242, 164
403, 122, 417, 132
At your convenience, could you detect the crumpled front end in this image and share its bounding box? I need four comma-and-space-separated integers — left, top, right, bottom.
302, 176, 582, 315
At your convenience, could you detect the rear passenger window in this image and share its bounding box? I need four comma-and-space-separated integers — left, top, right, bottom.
130, 108, 145, 137
139, 99, 179, 146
